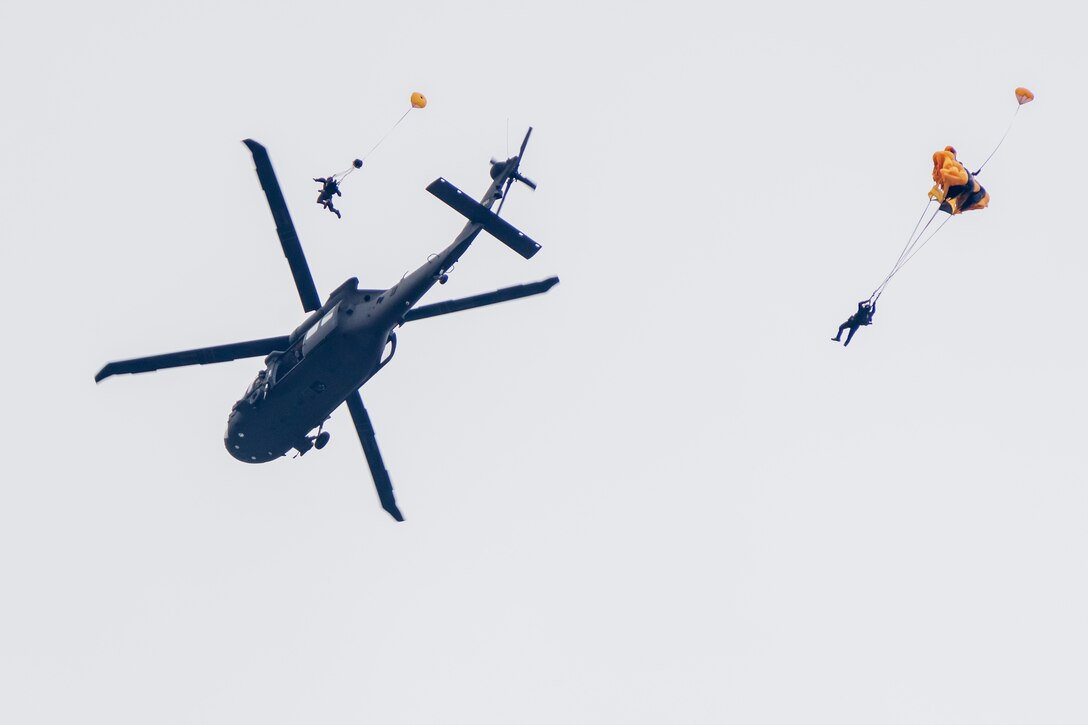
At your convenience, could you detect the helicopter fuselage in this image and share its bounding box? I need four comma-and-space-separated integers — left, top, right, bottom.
224, 230, 478, 463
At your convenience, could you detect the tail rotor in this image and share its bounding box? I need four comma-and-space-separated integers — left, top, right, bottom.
494, 127, 536, 215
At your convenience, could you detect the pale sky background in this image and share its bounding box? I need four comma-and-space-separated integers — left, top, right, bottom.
2, 1, 1085, 723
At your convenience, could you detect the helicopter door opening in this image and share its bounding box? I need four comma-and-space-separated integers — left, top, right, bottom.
271, 348, 303, 384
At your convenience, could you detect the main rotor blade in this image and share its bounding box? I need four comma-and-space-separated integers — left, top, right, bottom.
243, 139, 322, 313
403, 276, 559, 323
345, 390, 404, 522
95, 336, 290, 383
518, 127, 533, 160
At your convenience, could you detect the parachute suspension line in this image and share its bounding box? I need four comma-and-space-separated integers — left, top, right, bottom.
974, 104, 1022, 176
894, 205, 941, 272
361, 107, 413, 162
333, 165, 358, 183
873, 212, 954, 302
870, 201, 938, 300
897, 212, 953, 271
330, 105, 420, 183
891, 200, 936, 277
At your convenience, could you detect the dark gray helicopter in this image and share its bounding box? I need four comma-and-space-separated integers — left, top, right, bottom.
96, 129, 556, 521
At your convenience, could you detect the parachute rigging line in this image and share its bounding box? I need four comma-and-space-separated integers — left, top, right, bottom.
361, 107, 413, 161
872, 211, 954, 302
897, 212, 954, 271
873, 200, 936, 295
328, 111, 409, 183
974, 104, 1024, 176
329, 92, 428, 184
871, 201, 939, 301
975, 88, 1034, 175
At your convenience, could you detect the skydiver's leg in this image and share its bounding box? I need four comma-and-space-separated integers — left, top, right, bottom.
832, 321, 849, 342
843, 325, 858, 346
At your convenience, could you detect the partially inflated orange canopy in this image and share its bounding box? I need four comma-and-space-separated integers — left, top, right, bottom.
928, 146, 989, 214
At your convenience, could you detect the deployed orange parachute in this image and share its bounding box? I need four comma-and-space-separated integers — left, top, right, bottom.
860, 87, 1035, 309
927, 146, 989, 215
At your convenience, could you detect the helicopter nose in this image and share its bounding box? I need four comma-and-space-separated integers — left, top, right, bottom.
225, 407, 277, 463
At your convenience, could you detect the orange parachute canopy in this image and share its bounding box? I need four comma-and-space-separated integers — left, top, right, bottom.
928, 146, 989, 215
410, 91, 427, 109
1015, 87, 1035, 105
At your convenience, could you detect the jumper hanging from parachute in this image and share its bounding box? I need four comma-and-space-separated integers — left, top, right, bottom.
832, 87, 1034, 346
314, 92, 428, 219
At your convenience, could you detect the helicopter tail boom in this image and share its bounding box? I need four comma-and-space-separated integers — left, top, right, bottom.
426, 178, 541, 259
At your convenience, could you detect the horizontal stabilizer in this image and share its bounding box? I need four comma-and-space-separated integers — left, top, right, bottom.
426, 178, 541, 259
404, 277, 559, 323
95, 336, 291, 383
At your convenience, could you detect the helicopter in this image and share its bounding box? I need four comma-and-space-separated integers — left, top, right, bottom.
95, 128, 557, 521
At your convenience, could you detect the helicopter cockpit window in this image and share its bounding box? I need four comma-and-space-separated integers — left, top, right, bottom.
243, 368, 269, 403
303, 303, 339, 355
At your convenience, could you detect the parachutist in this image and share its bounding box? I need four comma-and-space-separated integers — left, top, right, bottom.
314, 176, 343, 219
831, 300, 875, 347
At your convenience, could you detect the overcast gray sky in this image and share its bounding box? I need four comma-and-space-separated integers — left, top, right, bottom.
2, 1, 1086, 723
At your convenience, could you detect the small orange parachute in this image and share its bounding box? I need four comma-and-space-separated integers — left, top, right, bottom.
1015, 87, 1035, 105
928, 146, 989, 215
410, 92, 427, 109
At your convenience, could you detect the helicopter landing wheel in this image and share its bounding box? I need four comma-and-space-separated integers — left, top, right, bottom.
315, 431, 331, 450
